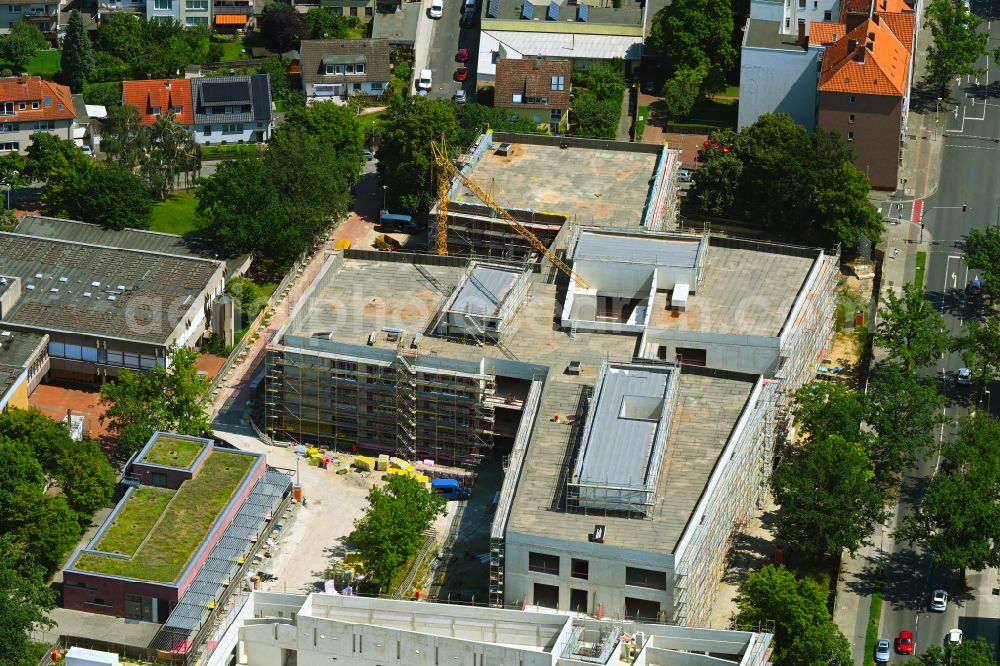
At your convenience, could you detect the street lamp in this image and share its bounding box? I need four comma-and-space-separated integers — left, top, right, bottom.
382, 185, 388, 213
986, 389, 992, 416
371, 120, 375, 149
936, 97, 942, 123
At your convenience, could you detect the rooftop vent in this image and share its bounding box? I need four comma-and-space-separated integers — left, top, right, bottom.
25, 284, 34, 290
108, 295, 117, 301
91, 281, 100, 287
58, 277, 68, 282
34, 273, 43, 279
82, 291, 91, 297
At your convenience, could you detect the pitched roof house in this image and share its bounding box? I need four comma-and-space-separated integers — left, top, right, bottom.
122, 75, 273, 145
493, 58, 572, 132
0, 76, 77, 154
300, 39, 392, 105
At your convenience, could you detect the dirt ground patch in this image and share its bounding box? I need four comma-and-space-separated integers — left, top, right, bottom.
29, 384, 112, 445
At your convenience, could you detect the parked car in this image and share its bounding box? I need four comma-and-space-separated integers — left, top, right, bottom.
363, 148, 374, 161
931, 589, 948, 611
418, 69, 433, 90
643, 80, 657, 94
956, 367, 972, 386
875, 638, 891, 663
461, 6, 476, 27
946, 629, 963, 646
456, 48, 469, 62
454, 89, 467, 104
678, 168, 692, 182
81, 145, 93, 157
429, 0, 443, 18
967, 276, 983, 296
454, 66, 468, 81
898, 630, 915, 655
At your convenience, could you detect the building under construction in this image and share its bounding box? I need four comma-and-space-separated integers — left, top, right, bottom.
264, 225, 839, 626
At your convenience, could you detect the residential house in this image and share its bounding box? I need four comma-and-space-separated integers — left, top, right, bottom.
817, 13, 912, 189
300, 38, 391, 105
146, 0, 210, 28
319, 0, 375, 21
213, 0, 251, 32
0, 0, 64, 37
494, 58, 571, 133
122, 75, 273, 145
0, 76, 76, 155
477, 0, 653, 81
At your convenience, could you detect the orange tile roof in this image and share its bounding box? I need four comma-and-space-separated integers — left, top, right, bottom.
879, 11, 915, 51
819, 17, 910, 96
0, 76, 75, 122
121, 79, 194, 125
840, 0, 871, 15
215, 14, 248, 25
810, 22, 848, 46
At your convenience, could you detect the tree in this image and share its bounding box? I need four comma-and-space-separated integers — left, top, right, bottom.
896, 416, 1000, 573
963, 226, 1000, 295
956, 316, 1000, 398
18, 495, 82, 573
771, 434, 886, 559
0, 438, 45, 536
62, 10, 95, 92
662, 67, 703, 119
259, 57, 290, 102
0, 21, 47, 73
690, 153, 742, 215
791, 381, 867, 445
0, 535, 56, 664
57, 439, 116, 518
867, 363, 945, 480
925, 0, 988, 94
814, 160, 885, 250
875, 281, 951, 373
349, 475, 446, 589
376, 98, 460, 213
43, 159, 153, 230
280, 102, 365, 176
732, 565, 852, 666
101, 104, 148, 170
646, 0, 736, 92
197, 155, 283, 259
25, 131, 86, 181
949, 639, 996, 666
572, 90, 621, 139
451, 102, 542, 147
304, 7, 350, 39
912, 646, 946, 666
259, 4, 310, 53
100, 345, 211, 460
141, 111, 198, 200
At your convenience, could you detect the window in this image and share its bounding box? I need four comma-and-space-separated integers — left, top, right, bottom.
356, 63, 365, 74
570, 588, 588, 613
331, 5, 342, 13
185, 15, 208, 24
798, 0, 805, 7
823, 9, 831, 19
850, 95, 856, 103
32, 120, 53, 131
6, 6, 13, 11
813, 0, 817, 7
551, 75, 564, 91
150, 105, 162, 115
204, 125, 213, 135
550, 108, 562, 122
86, 598, 112, 607
31, 101, 38, 109
676, 347, 707, 366
185, 0, 207, 8
324, 64, 335, 75
785, 17, 790, 28
528, 551, 560, 575
625, 567, 667, 589
525, 96, 548, 104
153, 0, 171, 9
570, 558, 589, 579
151, 472, 168, 487
0, 141, 18, 152
0, 123, 15, 132
17, 102, 24, 110
512, 93, 522, 104
173, 105, 182, 113
365, 6, 372, 14
222, 123, 244, 134
848, 131, 854, 141
350, 5, 357, 14
848, 114, 855, 124
0, 102, 12, 115
370, 81, 384, 91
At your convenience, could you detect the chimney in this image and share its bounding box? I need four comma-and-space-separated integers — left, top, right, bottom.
798, 18, 806, 46
856, 45, 866, 62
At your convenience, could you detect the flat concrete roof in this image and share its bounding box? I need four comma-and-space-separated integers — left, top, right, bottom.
449, 264, 522, 317
486, 0, 643, 26
574, 229, 704, 268
744, 18, 807, 51
647, 246, 815, 337
461, 142, 659, 229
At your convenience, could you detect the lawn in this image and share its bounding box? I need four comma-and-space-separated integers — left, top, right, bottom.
635, 104, 650, 142
149, 190, 201, 236
141, 434, 207, 468
200, 144, 261, 160
220, 40, 248, 61
27, 50, 60, 77
93, 487, 176, 556
75, 450, 256, 582
668, 97, 738, 132
914, 251, 927, 290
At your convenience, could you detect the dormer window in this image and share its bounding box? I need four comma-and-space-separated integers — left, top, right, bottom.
17, 102, 24, 110
150, 106, 162, 114
0, 102, 14, 115
173, 105, 182, 113
31, 101, 38, 109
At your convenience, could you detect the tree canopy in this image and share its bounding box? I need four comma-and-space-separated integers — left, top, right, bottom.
349, 475, 446, 590
866, 362, 944, 480
303, 7, 351, 39
925, 0, 988, 94
646, 0, 736, 92
0, 22, 47, 74
42, 157, 153, 230
93, 14, 218, 81
571, 62, 627, 139
963, 226, 1000, 296
689, 114, 884, 250
732, 565, 852, 666
259, 4, 310, 53
875, 281, 951, 373
956, 316, 1000, 398
62, 10, 95, 92
791, 381, 868, 445
100, 345, 212, 460
0, 535, 56, 665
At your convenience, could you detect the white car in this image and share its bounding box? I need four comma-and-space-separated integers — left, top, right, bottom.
931, 589, 948, 611
956, 368, 972, 386
418, 69, 433, 91
429, 0, 443, 18
875, 638, 890, 663
946, 629, 963, 646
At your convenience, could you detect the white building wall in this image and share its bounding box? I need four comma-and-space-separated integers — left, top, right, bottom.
785, 0, 840, 35
305, 80, 389, 103
737, 41, 821, 130
640, 330, 780, 375
194, 122, 271, 145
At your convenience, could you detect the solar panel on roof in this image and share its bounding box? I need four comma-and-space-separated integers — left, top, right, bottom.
548, 0, 559, 19
487, 0, 500, 16
200, 81, 251, 104
522, 2, 533, 18
578, 2, 588, 20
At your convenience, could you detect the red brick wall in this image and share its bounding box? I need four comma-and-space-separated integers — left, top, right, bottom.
818, 91, 902, 190
131, 463, 194, 490
62, 571, 178, 616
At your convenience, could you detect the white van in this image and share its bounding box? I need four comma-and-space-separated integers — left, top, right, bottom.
429, 0, 443, 18
418, 69, 433, 90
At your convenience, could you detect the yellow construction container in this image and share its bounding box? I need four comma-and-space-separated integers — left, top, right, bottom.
333, 239, 351, 251
376, 454, 390, 471
335, 463, 351, 474
411, 473, 430, 484
354, 455, 376, 471
386, 467, 407, 478
390, 457, 415, 473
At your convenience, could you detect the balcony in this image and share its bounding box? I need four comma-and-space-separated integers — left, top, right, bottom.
23, 10, 57, 19
213, 1, 251, 11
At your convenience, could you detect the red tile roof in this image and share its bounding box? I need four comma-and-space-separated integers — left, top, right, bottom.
880, 11, 915, 51
494, 58, 572, 111
0, 76, 75, 122
121, 79, 194, 125
819, 17, 910, 96
810, 22, 848, 46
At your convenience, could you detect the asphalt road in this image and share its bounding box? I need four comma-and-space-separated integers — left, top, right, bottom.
876, 7, 1000, 662
424, 0, 481, 101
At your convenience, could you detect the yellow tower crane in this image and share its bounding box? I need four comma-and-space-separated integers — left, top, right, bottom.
430, 139, 591, 289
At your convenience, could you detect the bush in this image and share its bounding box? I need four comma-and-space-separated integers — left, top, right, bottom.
83, 81, 122, 107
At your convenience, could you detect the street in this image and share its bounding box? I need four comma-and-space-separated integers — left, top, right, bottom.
876, 7, 1000, 661
423, 0, 480, 100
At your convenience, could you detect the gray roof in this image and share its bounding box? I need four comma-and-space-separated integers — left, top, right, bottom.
744, 18, 807, 51
574, 230, 704, 267
190, 74, 272, 125
372, 3, 420, 45
449, 264, 521, 317
485, 0, 643, 27
0, 329, 47, 399
300, 39, 392, 85
0, 232, 222, 345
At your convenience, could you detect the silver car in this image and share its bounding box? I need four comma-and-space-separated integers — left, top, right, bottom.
875, 638, 891, 663
931, 589, 948, 612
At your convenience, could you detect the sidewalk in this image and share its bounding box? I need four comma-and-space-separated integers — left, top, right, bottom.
831, 20, 942, 664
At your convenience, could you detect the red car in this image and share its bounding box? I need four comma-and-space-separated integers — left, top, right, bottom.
897, 630, 914, 655
454, 66, 468, 81
456, 48, 469, 62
